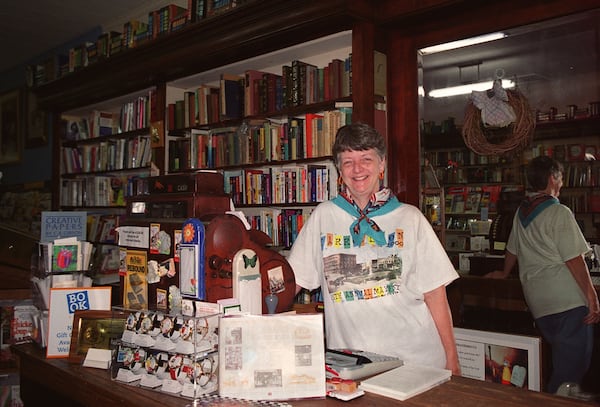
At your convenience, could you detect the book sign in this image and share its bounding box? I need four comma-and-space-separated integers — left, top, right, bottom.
46, 287, 112, 358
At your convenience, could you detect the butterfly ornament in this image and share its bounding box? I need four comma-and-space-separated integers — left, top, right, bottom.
232, 248, 262, 315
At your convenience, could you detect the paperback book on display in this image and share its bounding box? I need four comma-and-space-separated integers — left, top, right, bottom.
358, 363, 451, 401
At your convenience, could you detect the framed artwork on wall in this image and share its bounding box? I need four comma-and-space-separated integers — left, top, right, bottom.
0, 88, 22, 165
25, 90, 48, 148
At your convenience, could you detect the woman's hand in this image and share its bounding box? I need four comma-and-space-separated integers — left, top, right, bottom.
483, 270, 506, 279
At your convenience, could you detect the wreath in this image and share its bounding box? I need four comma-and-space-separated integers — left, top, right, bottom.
462, 88, 535, 156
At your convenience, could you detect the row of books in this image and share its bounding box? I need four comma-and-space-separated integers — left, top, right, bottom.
560, 190, 600, 213
63, 110, 114, 141
562, 162, 599, 187
445, 185, 503, 214
438, 159, 598, 188
245, 208, 308, 248
295, 287, 324, 305
61, 135, 152, 175
86, 213, 120, 244
427, 144, 598, 169
62, 89, 158, 141
169, 109, 350, 171
60, 174, 143, 208
224, 161, 337, 206
426, 149, 516, 167
27, 1, 244, 87
167, 55, 352, 129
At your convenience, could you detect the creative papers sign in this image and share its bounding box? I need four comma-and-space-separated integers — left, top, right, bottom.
41, 211, 87, 242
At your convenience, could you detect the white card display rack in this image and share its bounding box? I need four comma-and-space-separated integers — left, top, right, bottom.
111, 306, 220, 400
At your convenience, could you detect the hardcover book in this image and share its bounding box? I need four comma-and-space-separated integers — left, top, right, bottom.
188, 0, 207, 22
244, 69, 268, 116
220, 73, 245, 120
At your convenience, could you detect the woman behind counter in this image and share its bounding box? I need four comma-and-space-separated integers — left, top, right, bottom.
287, 122, 461, 375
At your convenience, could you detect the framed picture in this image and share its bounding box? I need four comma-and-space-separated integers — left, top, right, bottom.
68, 309, 127, 364
0, 89, 22, 164
25, 90, 48, 148
454, 327, 541, 391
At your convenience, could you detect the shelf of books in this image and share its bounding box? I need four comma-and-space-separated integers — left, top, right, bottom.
421, 187, 445, 247
157, 31, 356, 249
163, 30, 353, 171
443, 185, 501, 253
56, 87, 164, 286
59, 87, 161, 208
26, 1, 218, 88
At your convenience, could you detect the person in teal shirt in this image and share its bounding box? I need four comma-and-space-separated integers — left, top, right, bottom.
486, 156, 600, 394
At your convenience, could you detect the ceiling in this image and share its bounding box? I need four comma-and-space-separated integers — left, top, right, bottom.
2, 1, 598, 102
0, 0, 173, 75
421, 9, 600, 122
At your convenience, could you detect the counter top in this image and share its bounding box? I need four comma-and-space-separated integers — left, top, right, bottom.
11, 343, 593, 406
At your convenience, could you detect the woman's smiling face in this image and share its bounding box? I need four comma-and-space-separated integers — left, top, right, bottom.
338, 148, 385, 209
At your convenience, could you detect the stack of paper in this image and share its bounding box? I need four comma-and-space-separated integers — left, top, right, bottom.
358, 363, 451, 401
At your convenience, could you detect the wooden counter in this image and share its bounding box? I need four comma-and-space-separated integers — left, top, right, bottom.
11, 343, 593, 406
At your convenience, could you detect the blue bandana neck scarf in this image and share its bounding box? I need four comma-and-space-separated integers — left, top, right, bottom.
518, 193, 559, 228
332, 187, 402, 246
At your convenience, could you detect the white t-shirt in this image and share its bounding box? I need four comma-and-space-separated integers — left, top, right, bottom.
288, 200, 458, 368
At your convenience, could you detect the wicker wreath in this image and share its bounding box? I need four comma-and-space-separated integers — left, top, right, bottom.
462, 88, 536, 156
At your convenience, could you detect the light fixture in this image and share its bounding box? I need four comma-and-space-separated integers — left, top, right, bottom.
419, 32, 507, 55
428, 79, 515, 98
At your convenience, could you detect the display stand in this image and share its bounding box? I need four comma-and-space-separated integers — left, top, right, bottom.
111, 306, 220, 401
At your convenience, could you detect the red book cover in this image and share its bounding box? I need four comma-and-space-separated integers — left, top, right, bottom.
244, 70, 268, 116
305, 113, 324, 158
196, 131, 207, 168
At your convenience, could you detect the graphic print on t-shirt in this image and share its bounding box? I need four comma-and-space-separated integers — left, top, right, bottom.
322, 229, 403, 303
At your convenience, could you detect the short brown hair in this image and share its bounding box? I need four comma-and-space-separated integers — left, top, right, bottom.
526, 155, 563, 191
332, 123, 386, 168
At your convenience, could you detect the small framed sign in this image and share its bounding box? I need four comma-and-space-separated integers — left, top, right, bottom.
68, 309, 127, 364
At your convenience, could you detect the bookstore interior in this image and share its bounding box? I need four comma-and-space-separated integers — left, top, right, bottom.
1, 1, 600, 405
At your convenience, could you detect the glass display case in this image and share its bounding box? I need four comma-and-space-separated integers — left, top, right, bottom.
111, 306, 220, 399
